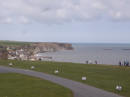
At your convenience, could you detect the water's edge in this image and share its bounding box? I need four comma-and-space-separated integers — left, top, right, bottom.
40, 44, 130, 65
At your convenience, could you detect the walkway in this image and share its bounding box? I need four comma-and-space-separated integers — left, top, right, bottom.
0, 66, 122, 97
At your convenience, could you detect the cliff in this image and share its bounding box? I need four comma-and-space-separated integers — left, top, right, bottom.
30, 42, 73, 53
0, 41, 73, 54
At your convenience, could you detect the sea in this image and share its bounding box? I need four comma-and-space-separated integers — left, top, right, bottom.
40, 43, 130, 65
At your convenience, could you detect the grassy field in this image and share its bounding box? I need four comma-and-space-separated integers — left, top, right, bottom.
0, 73, 73, 97
0, 40, 32, 46
0, 60, 130, 97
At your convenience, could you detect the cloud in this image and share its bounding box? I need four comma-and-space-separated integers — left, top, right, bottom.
0, 0, 130, 24
0, 17, 13, 24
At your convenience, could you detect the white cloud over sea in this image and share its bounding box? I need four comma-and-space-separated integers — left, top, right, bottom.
0, 0, 130, 24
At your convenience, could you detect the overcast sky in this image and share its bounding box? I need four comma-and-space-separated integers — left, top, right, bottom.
0, 0, 130, 43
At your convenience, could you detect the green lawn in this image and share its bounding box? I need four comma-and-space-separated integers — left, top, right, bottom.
0, 73, 73, 97
0, 60, 130, 97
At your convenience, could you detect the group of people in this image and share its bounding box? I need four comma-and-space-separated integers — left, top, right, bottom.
86, 60, 98, 64
119, 61, 130, 66
85, 60, 130, 66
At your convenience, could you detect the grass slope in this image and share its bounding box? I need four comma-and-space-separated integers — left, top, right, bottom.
0, 73, 73, 97
0, 40, 32, 46
0, 60, 130, 97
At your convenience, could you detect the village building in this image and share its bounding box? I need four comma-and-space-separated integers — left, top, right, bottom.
0, 48, 8, 60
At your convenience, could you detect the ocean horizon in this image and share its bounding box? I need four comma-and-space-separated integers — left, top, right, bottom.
40, 43, 130, 65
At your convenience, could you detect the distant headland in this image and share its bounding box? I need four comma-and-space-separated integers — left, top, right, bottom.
0, 40, 73, 60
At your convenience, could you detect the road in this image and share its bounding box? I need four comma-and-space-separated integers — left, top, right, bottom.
0, 66, 122, 97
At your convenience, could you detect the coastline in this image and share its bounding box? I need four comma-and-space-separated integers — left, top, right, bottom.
40, 43, 130, 65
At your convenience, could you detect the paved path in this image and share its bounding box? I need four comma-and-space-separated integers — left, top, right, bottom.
0, 66, 122, 97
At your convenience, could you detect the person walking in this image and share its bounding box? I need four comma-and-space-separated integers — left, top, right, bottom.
126, 61, 129, 66
124, 61, 126, 66
86, 60, 88, 64
95, 60, 98, 64
119, 61, 122, 66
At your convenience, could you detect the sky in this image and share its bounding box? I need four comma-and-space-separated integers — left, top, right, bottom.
0, 0, 130, 43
